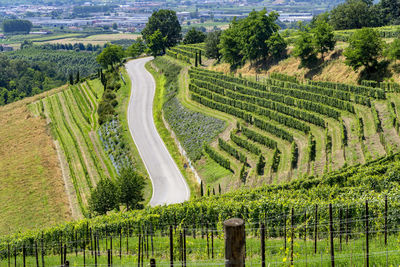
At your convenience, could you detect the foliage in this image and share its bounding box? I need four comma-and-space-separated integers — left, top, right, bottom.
205, 31, 222, 60
218, 138, 247, 163
256, 154, 265, 175
126, 38, 146, 58
311, 18, 336, 60
219, 9, 285, 66
2, 19, 32, 33
329, 0, 380, 30
384, 38, 400, 62
116, 166, 145, 211
89, 178, 119, 216
96, 44, 125, 69
376, 0, 400, 25
147, 30, 168, 57
293, 28, 318, 68
142, 9, 181, 52
344, 28, 384, 73
0, 54, 64, 105
204, 144, 231, 171
183, 28, 206, 44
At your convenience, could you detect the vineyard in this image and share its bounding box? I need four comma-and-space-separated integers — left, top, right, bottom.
29, 81, 117, 217
1, 151, 400, 265
166, 43, 206, 64
184, 66, 400, 188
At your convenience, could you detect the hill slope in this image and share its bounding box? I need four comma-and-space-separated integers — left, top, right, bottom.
0, 89, 72, 235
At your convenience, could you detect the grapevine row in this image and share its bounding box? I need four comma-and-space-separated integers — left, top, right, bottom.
218, 138, 247, 163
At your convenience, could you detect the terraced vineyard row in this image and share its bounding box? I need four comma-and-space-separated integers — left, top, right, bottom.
166, 43, 205, 64
188, 68, 400, 183
29, 82, 116, 216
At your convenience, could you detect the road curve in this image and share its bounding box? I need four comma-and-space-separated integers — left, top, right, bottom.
126, 57, 190, 206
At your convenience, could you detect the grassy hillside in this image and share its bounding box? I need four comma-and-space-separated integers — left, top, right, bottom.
29, 74, 151, 216
0, 88, 72, 235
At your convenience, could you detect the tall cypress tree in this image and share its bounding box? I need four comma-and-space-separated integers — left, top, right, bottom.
69, 73, 74, 85
76, 71, 80, 84
195, 52, 198, 67
200, 180, 204, 197
199, 50, 202, 65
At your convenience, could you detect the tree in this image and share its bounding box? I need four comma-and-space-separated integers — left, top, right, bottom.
200, 180, 204, 196
384, 38, 400, 62
126, 37, 146, 58
265, 32, 287, 61
69, 73, 74, 85
89, 178, 119, 215
142, 9, 181, 52
146, 30, 167, 56
329, 0, 380, 30
256, 154, 266, 175
116, 166, 145, 211
75, 70, 80, 84
183, 27, 206, 44
293, 28, 318, 68
195, 52, 198, 67
2, 19, 32, 34
311, 18, 336, 61
219, 18, 243, 67
205, 30, 222, 60
96, 44, 125, 69
112, 22, 118, 30
219, 9, 284, 66
377, 0, 400, 25
344, 28, 383, 73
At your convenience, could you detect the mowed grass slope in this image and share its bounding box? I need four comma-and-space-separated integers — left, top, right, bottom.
30, 82, 118, 216
0, 93, 72, 235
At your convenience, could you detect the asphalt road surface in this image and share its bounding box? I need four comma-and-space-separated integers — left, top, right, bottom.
126, 57, 190, 206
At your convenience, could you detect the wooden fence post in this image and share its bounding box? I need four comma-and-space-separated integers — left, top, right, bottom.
329, 204, 335, 267
261, 223, 265, 267
169, 225, 174, 267
314, 204, 318, 254
385, 195, 388, 246
224, 218, 245, 267
366, 200, 369, 267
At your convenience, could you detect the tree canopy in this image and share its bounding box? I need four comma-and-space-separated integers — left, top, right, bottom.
89, 178, 119, 216
116, 166, 145, 211
205, 30, 222, 60
219, 9, 285, 67
96, 44, 125, 68
183, 27, 206, 44
293, 28, 318, 68
142, 9, 181, 52
311, 18, 336, 60
2, 19, 32, 34
146, 30, 167, 56
344, 28, 384, 72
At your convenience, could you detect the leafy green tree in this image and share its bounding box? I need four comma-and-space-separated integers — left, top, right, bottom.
205, 30, 222, 60
265, 32, 287, 61
112, 22, 118, 30
116, 166, 145, 211
219, 9, 284, 66
344, 28, 383, 73
256, 154, 266, 175
75, 70, 80, 84
89, 178, 119, 216
146, 30, 167, 56
385, 38, 400, 62
377, 0, 400, 25
183, 27, 206, 44
96, 44, 125, 69
219, 18, 243, 67
142, 9, 181, 52
126, 38, 146, 58
329, 0, 380, 30
311, 18, 336, 61
293, 29, 318, 68
2, 19, 32, 33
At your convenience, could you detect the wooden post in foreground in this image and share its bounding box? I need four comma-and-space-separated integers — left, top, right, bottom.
224, 218, 245, 267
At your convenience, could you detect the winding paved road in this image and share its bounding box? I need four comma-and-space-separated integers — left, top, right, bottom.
126, 57, 190, 206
